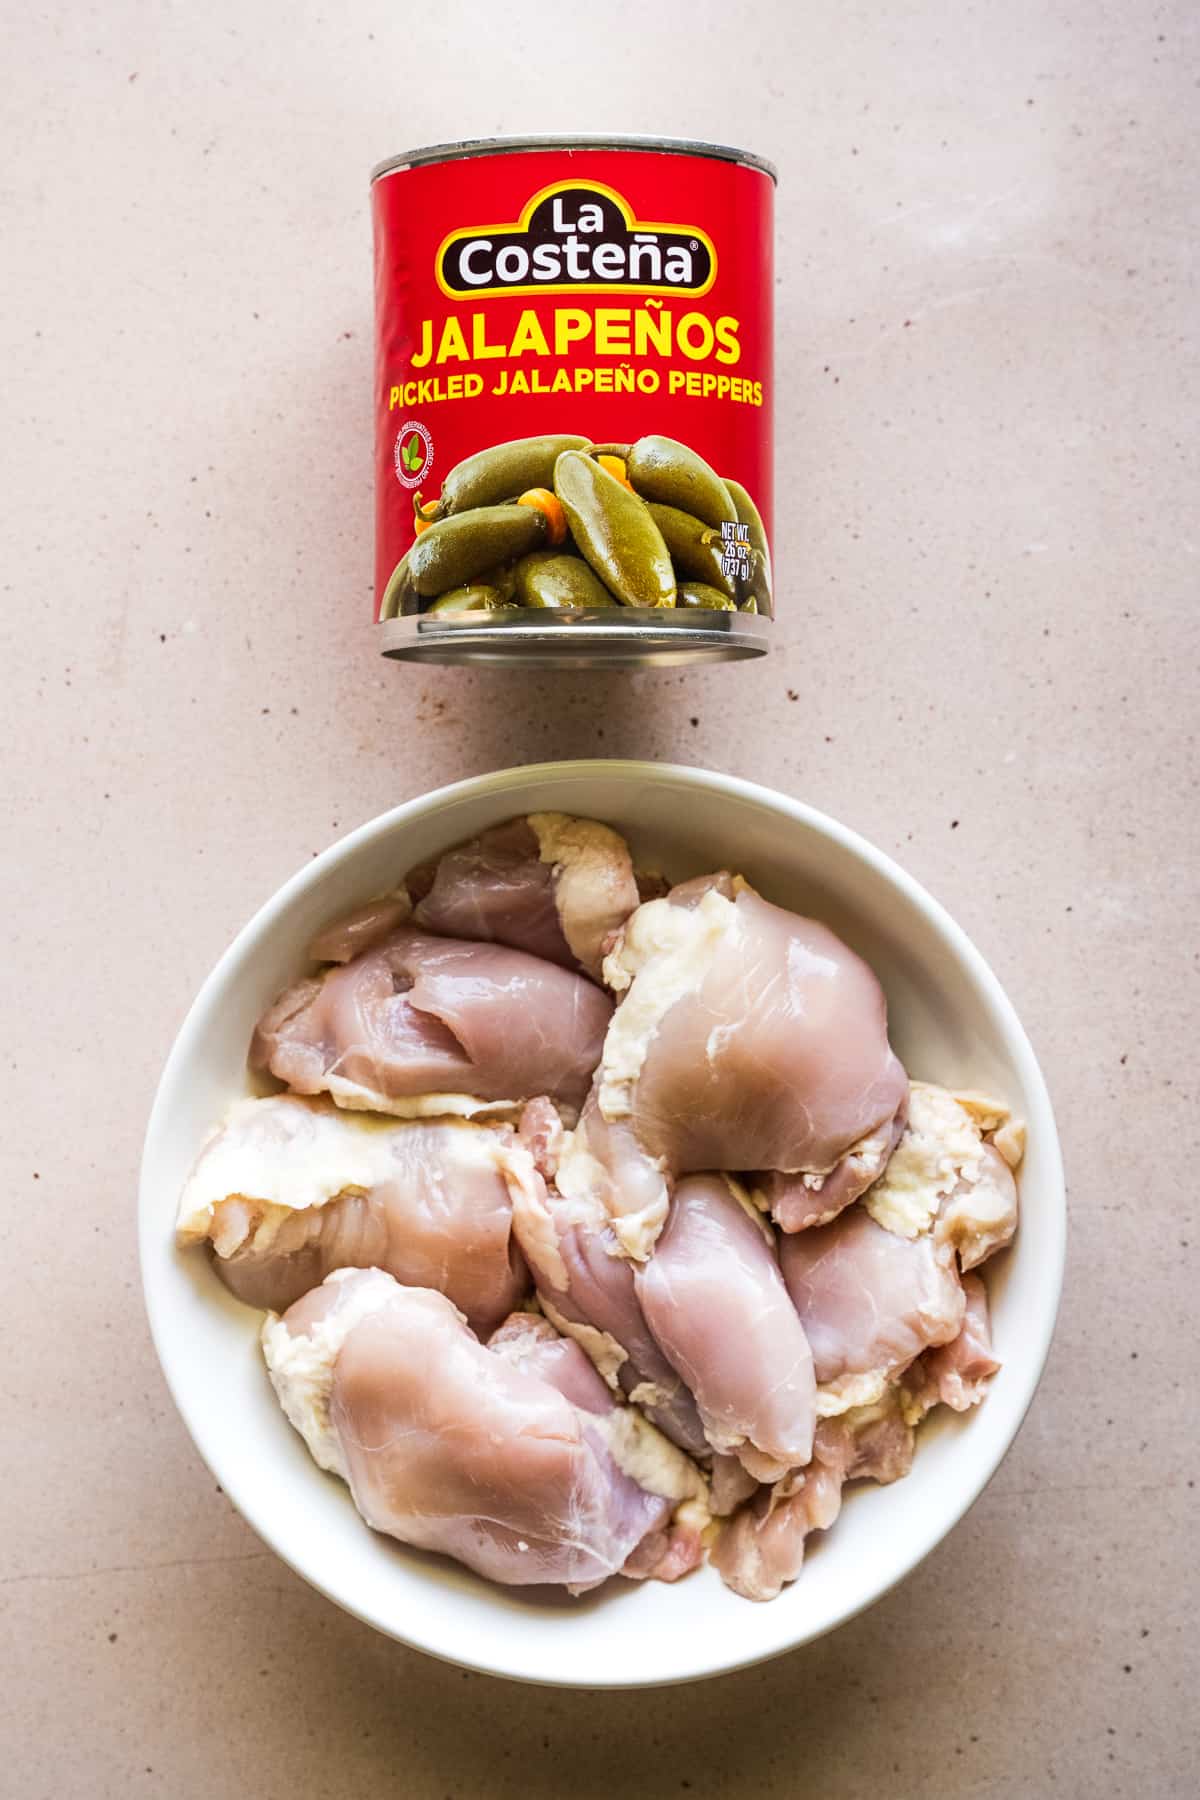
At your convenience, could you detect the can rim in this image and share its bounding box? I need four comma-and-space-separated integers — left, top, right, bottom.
383, 606, 768, 634
378, 608, 768, 666
371, 135, 777, 185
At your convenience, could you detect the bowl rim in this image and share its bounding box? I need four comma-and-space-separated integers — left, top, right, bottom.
139, 758, 1066, 1686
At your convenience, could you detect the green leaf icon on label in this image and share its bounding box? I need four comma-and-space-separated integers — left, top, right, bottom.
404, 435, 423, 470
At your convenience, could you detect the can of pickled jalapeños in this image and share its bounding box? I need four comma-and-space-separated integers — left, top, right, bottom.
371, 136, 775, 667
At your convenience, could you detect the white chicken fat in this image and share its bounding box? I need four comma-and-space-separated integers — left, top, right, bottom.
261, 1268, 399, 1476
599, 889, 738, 1113
866, 1082, 1008, 1238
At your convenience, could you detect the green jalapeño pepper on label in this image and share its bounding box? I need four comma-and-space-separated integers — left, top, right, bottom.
372, 137, 776, 666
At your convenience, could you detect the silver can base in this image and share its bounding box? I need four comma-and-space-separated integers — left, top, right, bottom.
380, 608, 769, 669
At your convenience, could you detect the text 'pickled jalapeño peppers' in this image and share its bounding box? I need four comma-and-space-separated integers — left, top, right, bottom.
372, 137, 776, 667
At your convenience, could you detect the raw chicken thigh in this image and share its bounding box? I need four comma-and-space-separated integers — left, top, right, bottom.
509, 1125, 708, 1454
486, 1312, 706, 1583
175, 1095, 531, 1333
710, 1087, 1022, 1601
410, 813, 640, 980
251, 927, 611, 1118
515, 1123, 819, 1477
635, 1175, 816, 1479
712, 1274, 1004, 1600
780, 1203, 965, 1414
262, 1270, 706, 1591
711, 1391, 916, 1602
586, 875, 908, 1257
902, 1273, 1000, 1418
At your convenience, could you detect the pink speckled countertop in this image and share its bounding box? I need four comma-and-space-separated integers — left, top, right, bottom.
3, 2, 1197, 1795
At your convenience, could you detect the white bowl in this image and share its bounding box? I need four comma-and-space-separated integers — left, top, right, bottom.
139, 761, 1065, 1688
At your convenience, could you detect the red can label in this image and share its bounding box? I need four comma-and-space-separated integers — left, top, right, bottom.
373, 146, 774, 624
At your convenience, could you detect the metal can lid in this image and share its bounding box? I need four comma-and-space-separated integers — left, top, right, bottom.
371, 135, 777, 186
